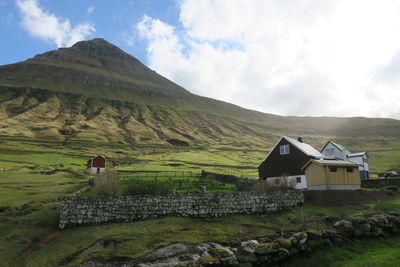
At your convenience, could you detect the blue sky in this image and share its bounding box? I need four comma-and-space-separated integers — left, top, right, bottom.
0, 0, 179, 65
2, 0, 400, 119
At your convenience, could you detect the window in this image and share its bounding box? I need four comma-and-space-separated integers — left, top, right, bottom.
296, 177, 302, 184
330, 167, 337, 172
325, 148, 334, 155
346, 167, 353, 173
280, 144, 290, 155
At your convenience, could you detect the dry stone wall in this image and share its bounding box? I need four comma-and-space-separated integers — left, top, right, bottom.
59, 191, 303, 228
361, 178, 400, 188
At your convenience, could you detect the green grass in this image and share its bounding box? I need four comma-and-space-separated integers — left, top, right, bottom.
284, 236, 400, 267
0, 135, 400, 266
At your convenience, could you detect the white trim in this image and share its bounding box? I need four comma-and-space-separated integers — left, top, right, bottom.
308, 184, 360, 190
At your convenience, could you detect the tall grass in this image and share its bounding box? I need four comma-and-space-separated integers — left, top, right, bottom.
93, 170, 120, 196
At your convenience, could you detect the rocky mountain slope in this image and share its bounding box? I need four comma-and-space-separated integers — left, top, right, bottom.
0, 38, 399, 148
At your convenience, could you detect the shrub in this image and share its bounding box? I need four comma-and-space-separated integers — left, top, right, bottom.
250, 177, 295, 192
93, 170, 120, 196
122, 181, 174, 196
384, 185, 399, 191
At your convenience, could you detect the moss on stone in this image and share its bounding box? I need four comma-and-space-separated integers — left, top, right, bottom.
208, 248, 232, 258
255, 242, 279, 254
274, 238, 292, 249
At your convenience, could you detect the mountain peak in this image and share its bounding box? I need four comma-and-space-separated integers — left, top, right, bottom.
69, 38, 132, 59
1, 38, 190, 99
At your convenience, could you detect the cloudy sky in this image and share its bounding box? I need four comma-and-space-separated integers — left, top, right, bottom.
1, 0, 400, 119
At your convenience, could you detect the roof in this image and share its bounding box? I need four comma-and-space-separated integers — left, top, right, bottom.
301, 159, 360, 171
88, 155, 106, 162
261, 136, 326, 162
283, 136, 326, 158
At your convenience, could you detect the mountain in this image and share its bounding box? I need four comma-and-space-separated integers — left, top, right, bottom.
0, 38, 400, 149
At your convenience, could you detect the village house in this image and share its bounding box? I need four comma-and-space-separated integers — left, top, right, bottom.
258, 136, 328, 189
87, 155, 106, 174
320, 141, 369, 179
301, 159, 361, 190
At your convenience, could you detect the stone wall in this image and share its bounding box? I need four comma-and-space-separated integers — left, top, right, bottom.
59, 191, 303, 228
361, 178, 400, 188
76, 212, 400, 266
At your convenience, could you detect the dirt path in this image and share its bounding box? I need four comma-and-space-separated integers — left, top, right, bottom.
16, 229, 69, 266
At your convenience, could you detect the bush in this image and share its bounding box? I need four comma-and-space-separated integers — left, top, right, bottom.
250, 177, 295, 192
122, 181, 174, 196
93, 170, 120, 196
384, 185, 399, 192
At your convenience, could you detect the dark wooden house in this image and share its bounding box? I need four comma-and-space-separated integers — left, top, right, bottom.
87, 155, 106, 174
258, 136, 327, 189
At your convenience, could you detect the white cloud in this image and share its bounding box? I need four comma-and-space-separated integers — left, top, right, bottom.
140, 0, 400, 119
16, 0, 95, 47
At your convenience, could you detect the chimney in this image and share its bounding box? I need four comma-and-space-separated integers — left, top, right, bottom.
297, 137, 303, 143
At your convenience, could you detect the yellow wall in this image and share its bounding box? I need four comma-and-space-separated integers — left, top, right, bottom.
305, 163, 361, 187
304, 163, 325, 186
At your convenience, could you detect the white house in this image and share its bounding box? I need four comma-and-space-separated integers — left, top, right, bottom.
320, 141, 369, 179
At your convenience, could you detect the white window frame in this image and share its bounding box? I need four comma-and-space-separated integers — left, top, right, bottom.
280, 144, 290, 155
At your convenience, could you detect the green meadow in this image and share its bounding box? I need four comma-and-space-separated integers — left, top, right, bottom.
0, 136, 400, 266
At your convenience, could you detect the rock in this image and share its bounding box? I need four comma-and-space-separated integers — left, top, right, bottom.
307, 239, 324, 249
257, 237, 271, 243
354, 223, 371, 237
197, 256, 220, 265
306, 229, 322, 240
208, 247, 236, 264
274, 238, 292, 249
334, 220, 354, 235
236, 240, 259, 263
255, 242, 279, 255
293, 232, 307, 245
277, 248, 290, 259
240, 240, 259, 253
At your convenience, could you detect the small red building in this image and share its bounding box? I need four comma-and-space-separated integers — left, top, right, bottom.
87, 155, 106, 174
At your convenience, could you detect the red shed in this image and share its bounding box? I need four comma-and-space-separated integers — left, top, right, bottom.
87, 155, 106, 174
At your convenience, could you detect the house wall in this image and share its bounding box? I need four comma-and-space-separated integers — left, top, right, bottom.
304, 163, 326, 186
259, 138, 312, 179
348, 155, 369, 172
321, 142, 346, 160
326, 165, 360, 186
91, 156, 106, 168
305, 163, 361, 190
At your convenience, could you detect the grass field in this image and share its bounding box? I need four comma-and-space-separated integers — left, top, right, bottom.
1, 136, 400, 266
284, 236, 400, 267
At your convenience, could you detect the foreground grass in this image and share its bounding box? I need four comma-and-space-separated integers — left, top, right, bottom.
284, 236, 400, 267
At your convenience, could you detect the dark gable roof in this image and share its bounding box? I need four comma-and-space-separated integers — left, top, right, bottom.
262, 136, 326, 162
